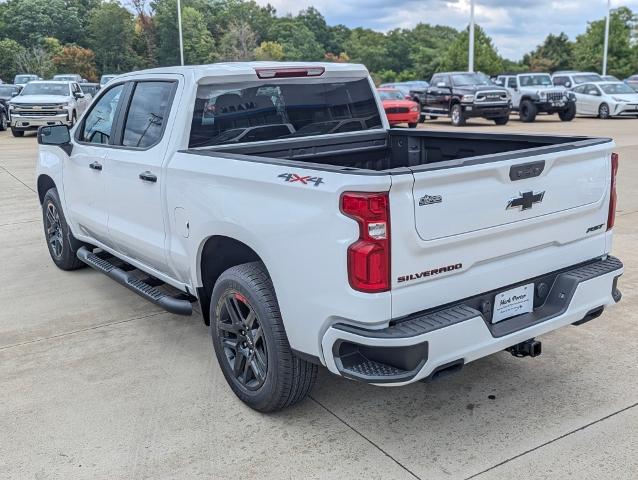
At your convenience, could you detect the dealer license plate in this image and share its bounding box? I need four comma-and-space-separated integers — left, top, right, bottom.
492, 283, 534, 323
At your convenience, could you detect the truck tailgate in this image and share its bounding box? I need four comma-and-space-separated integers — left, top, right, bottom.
389, 140, 614, 319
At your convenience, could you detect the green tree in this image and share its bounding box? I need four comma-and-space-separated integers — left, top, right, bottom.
0, 38, 25, 81
408, 24, 459, 80
53, 44, 97, 80
268, 18, 323, 61
88, 2, 140, 74
182, 6, 215, 63
296, 7, 331, 51
573, 7, 636, 78
523, 33, 574, 72
343, 28, 390, 72
15, 46, 54, 77
1, 0, 83, 47
440, 25, 504, 75
254, 41, 284, 61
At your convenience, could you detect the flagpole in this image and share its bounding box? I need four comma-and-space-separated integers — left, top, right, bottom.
469, 0, 475, 72
177, 0, 184, 66
602, 0, 611, 75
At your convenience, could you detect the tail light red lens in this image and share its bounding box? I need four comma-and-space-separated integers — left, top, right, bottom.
607, 152, 619, 230
255, 67, 325, 79
341, 192, 390, 293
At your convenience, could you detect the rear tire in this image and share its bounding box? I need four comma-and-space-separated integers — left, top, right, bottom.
210, 262, 317, 412
11, 127, 24, 137
42, 188, 86, 271
519, 100, 537, 123
494, 115, 509, 125
558, 103, 576, 121
450, 104, 466, 126
408, 122, 418, 128
598, 103, 611, 119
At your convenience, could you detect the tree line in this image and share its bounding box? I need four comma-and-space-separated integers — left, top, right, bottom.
0, 0, 636, 83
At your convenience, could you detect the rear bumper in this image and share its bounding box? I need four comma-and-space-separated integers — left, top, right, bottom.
321, 256, 623, 385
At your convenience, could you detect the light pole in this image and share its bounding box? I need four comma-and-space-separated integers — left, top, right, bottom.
468, 0, 475, 72
602, 0, 611, 75
177, 0, 184, 66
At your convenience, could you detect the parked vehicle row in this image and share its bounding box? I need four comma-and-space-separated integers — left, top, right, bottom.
12, 73, 119, 87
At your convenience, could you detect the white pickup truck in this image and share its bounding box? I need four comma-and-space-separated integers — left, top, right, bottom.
36, 62, 623, 412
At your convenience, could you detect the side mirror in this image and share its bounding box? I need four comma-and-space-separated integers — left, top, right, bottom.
495, 80, 504, 86
38, 125, 72, 154
565, 81, 571, 88
74, 92, 84, 99
11, 91, 18, 97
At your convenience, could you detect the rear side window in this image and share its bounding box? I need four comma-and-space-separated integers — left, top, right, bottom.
122, 81, 175, 149
189, 77, 382, 148
79, 84, 125, 144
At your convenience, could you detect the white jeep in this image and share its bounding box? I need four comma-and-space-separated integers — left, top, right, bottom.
496, 73, 576, 122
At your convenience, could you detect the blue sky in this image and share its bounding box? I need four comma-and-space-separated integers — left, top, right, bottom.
258, 0, 638, 60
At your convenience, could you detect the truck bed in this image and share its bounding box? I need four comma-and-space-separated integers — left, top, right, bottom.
186, 130, 611, 173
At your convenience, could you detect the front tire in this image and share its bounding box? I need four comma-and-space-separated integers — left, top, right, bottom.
0, 111, 7, 131
210, 262, 317, 412
408, 122, 418, 128
519, 100, 537, 122
450, 104, 466, 126
42, 188, 86, 271
558, 103, 576, 121
11, 127, 24, 137
598, 103, 611, 119
494, 115, 509, 125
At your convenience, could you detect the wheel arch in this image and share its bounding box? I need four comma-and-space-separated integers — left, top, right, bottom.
197, 235, 266, 326
37, 174, 56, 205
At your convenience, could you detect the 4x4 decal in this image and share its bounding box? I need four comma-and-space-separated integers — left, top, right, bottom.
278, 173, 324, 187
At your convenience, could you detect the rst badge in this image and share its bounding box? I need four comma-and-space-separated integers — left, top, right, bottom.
278, 173, 324, 187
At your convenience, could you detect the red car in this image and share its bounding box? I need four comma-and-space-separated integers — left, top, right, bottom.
377, 88, 420, 128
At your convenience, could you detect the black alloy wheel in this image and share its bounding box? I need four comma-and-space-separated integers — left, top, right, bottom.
44, 202, 64, 259
217, 291, 268, 391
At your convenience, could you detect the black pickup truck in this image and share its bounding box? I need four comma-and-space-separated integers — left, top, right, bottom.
415, 72, 511, 126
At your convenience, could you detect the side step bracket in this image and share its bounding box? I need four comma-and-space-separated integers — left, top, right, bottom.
77, 247, 193, 316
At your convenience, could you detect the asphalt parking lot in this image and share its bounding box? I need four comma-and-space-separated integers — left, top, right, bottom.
1, 116, 637, 480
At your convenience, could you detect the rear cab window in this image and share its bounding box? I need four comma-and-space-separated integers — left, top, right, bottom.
189, 77, 382, 148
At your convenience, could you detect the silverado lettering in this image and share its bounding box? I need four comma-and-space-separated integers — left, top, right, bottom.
397, 263, 463, 283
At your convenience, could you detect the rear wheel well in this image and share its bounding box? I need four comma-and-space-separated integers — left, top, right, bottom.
37, 175, 56, 204
198, 236, 262, 325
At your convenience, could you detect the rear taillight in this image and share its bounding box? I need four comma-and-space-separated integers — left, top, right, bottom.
607, 152, 619, 230
340, 192, 390, 293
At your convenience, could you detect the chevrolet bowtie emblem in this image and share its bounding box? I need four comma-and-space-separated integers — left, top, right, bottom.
507, 191, 545, 211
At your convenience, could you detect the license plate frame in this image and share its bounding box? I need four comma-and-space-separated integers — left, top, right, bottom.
492, 283, 534, 324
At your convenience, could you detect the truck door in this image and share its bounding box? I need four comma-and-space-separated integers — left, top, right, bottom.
63, 82, 126, 248
508, 77, 522, 108
427, 74, 451, 113
105, 78, 180, 274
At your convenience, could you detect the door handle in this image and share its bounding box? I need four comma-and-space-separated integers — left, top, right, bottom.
139, 171, 157, 183
89, 161, 102, 171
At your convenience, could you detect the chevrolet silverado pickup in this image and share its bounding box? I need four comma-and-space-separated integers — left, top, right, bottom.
35, 62, 623, 412
9, 80, 89, 137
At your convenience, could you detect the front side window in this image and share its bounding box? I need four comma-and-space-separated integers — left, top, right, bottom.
79, 84, 125, 144
507, 78, 517, 88
189, 77, 382, 148
553, 76, 568, 86
122, 82, 175, 148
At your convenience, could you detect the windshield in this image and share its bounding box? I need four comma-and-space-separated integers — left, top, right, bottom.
519, 75, 552, 87
100, 75, 116, 85
378, 90, 405, 100
451, 73, 490, 86
20, 83, 69, 96
82, 85, 99, 95
15, 75, 36, 83
600, 83, 636, 95
189, 77, 382, 148
0, 86, 19, 96
54, 75, 77, 81
573, 74, 603, 84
